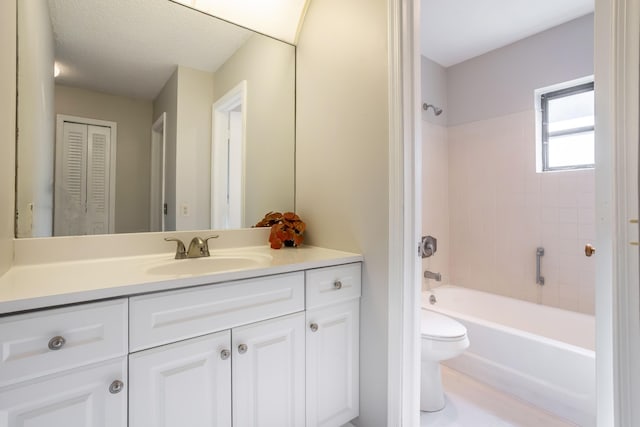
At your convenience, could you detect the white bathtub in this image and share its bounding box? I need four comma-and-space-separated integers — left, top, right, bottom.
423, 285, 595, 427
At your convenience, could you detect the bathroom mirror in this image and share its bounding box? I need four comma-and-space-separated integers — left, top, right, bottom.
15, 0, 295, 238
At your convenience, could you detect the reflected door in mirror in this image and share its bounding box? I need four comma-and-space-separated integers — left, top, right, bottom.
54, 115, 116, 236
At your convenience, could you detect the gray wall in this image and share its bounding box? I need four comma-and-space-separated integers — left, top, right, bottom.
175, 66, 215, 231
420, 55, 448, 126
296, 0, 390, 425
446, 13, 594, 126
0, 0, 16, 275
55, 85, 153, 234
153, 69, 179, 231
214, 34, 296, 226
16, 0, 55, 238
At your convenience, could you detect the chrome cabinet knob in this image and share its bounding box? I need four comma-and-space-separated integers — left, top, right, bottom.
220, 349, 231, 360
109, 380, 124, 394
48, 336, 66, 351
238, 344, 248, 354
309, 323, 319, 332
334, 280, 343, 290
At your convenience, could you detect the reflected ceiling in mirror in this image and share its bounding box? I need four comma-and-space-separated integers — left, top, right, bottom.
16, 0, 295, 238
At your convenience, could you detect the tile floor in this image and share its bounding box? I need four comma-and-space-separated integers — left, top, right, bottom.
420, 367, 577, 427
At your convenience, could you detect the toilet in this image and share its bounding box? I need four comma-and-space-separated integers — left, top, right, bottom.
420, 309, 469, 412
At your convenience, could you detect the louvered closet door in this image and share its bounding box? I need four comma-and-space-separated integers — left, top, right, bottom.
54, 120, 112, 236
54, 121, 88, 236
86, 125, 111, 234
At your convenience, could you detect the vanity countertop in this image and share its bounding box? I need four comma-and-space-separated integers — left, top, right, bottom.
0, 245, 362, 314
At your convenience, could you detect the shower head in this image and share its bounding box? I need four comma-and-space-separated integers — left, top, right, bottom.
422, 103, 443, 116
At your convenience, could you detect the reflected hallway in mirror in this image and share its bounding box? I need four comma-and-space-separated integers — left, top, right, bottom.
16, 0, 295, 238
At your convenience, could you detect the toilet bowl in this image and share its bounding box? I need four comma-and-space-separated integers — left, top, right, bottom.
420, 309, 469, 412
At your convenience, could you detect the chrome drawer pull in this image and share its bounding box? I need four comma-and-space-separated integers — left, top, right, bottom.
238, 344, 248, 354
334, 280, 343, 290
109, 380, 124, 394
220, 349, 231, 360
309, 323, 319, 332
48, 336, 66, 351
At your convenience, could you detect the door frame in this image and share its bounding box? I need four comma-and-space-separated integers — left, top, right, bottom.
387, 0, 421, 425
594, 0, 640, 424
389, 0, 640, 426
150, 112, 166, 232
211, 81, 247, 229
54, 114, 117, 235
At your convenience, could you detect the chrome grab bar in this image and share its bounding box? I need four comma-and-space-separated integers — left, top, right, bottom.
536, 247, 545, 285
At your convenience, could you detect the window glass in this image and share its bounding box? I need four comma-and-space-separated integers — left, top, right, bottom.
541, 81, 594, 171
547, 131, 595, 169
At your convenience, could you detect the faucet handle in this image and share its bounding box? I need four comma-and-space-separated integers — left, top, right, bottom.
203, 235, 219, 253
204, 235, 219, 244
164, 238, 187, 259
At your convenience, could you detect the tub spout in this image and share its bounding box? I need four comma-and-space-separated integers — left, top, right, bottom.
424, 270, 442, 281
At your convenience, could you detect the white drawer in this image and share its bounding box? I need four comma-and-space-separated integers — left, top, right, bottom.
305, 263, 361, 309
129, 272, 305, 351
0, 299, 128, 387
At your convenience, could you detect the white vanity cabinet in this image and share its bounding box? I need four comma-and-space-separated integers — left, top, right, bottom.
129, 313, 306, 427
305, 264, 361, 427
0, 260, 362, 427
232, 312, 305, 427
129, 331, 232, 427
0, 358, 127, 427
128, 272, 307, 427
0, 300, 128, 427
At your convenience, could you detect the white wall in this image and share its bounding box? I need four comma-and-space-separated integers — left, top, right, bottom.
296, 0, 390, 425
16, 0, 55, 238
175, 66, 215, 231
214, 34, 296, 226
447, 14, 594, 126
0, 0, 16, 276
153, 70, 178, 231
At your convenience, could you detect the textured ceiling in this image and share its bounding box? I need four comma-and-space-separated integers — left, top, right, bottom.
421, 0, 594, 67
48, 0, 253, 100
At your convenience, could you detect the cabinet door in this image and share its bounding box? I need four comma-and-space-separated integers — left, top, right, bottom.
129, 331, 232, 427
232, 312, 305, 427
0, 357, 127, 427
306, 299, 360, 427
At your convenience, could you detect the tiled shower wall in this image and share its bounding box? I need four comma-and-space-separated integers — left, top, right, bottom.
421, 14, 595, 314
447, 111, 595, 314
421, 121, 450, 289
422, 111, 596, 314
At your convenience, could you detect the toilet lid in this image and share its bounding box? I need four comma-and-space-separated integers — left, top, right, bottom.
421, 309, 467, 340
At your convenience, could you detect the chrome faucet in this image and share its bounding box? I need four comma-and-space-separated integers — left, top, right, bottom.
165, 235, 219, 259
423, 270, 442, 281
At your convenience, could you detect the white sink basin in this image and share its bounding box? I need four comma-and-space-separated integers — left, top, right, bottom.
147, 252, 273, 276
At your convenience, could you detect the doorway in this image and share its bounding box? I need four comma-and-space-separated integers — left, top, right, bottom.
150, 112, 166, 232
211, 81, 247, 229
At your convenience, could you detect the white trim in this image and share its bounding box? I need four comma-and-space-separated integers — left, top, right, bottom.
150, 112, 167, 232
55, 114, 117, 235
595, 0, 640, 425
211, 81, 248, 229
387, 0, 421, 425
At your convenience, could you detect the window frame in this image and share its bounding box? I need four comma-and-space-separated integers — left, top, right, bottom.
540, 81, 595, 171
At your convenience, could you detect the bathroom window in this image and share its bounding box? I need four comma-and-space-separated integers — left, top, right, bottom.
539, 81, 595, 171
